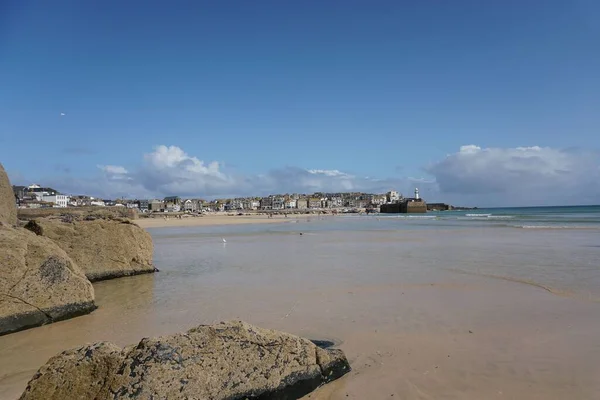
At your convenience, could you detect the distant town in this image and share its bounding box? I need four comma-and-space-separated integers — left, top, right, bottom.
12, 184, 469, 214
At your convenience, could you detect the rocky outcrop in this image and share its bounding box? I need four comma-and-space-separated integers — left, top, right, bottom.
18, 206, 138, 221
24, 218, 156, 282
17, 342, 123, 400
0, 225, 96, 336
0, 163, 17, 226
0, 162, 96, 335
20, 321, 351, 400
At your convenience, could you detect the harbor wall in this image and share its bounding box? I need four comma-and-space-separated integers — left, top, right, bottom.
380, 199, 427, 214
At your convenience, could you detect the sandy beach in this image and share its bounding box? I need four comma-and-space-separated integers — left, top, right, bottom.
134, 213, 310, 229
1, 217, 599, 399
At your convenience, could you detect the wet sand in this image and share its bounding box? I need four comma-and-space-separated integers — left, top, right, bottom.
135, 213, 302, 228
1, 224, 599, 399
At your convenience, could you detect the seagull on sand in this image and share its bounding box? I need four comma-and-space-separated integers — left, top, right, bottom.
222, 238, 227, 243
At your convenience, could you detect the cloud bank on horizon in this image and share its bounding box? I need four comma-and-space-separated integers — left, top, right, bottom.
427, 145, 600, 206
11, 144, 600, 207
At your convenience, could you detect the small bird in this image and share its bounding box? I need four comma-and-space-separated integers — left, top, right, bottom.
60, 112, 66, 116
222, 238, 227, 243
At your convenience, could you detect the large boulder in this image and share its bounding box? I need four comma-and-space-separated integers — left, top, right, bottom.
0, 162, 17, 226
0, 225, 96, 336
25, 218, 156, 282
20, 321, 351, 400
17, 342, 123, 400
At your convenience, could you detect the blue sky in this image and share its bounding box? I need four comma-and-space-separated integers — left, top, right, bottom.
1, 1, 599, 206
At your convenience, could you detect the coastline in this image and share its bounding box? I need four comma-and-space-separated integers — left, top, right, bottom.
3, 212, 600, 399
134, 213, 304, 229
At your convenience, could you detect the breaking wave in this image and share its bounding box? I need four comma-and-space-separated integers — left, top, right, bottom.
514, 225, 599, 230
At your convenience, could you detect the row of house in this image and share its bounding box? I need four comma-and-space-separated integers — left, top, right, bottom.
14, 184, 71, 208
244, 193, 393, 211
14, 185, 136, 209
13, 184, 407, 212
105, 192, 397, 213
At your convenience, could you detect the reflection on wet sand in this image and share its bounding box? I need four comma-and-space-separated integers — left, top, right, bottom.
1, 226, 600, 399
300, 281, 600, 399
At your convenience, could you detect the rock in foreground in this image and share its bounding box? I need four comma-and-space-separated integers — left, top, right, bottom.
18, 342, 123, 400
20, 321, 351, 400
0, 225, 96, 336
0, 163, 17, 226
25, 218, 155, 282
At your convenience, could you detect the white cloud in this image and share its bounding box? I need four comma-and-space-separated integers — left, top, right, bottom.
19, 143, 600, 206
427, 145, 600, 206
135, 145, 235, 196
144, 145, 225, 178
307, 169, 353, 178
98, 165, 128, 175
36, 145, 415, 199
458, 145, 481, 154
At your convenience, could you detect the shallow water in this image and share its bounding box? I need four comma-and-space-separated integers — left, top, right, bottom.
1, 216, 600, 399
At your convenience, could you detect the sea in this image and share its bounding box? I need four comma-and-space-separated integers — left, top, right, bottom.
1, 205, 599, 399
143, 204, 600, 301
425, 204, 600, 229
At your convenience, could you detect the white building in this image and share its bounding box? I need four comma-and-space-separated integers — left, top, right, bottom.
242, 199, 259, 210
230, 199, 244, 210
370, 195, 387, 206
34, 192, 51, 201
327, 197, 343, 208
183, 199, 198, 212
272, 197, 285, 210
42, 194, 69, 208
386, 190, 401, 203
285, 199, 297, 209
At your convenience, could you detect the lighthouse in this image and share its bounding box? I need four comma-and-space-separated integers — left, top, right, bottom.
414, 188, 420, 200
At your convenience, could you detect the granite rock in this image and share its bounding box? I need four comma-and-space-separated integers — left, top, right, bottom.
19, 342, 123, 400
25, 218, 155, 282
0, 163, 17, 226
20, 320, 351, 400
0, 225, 96, 336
